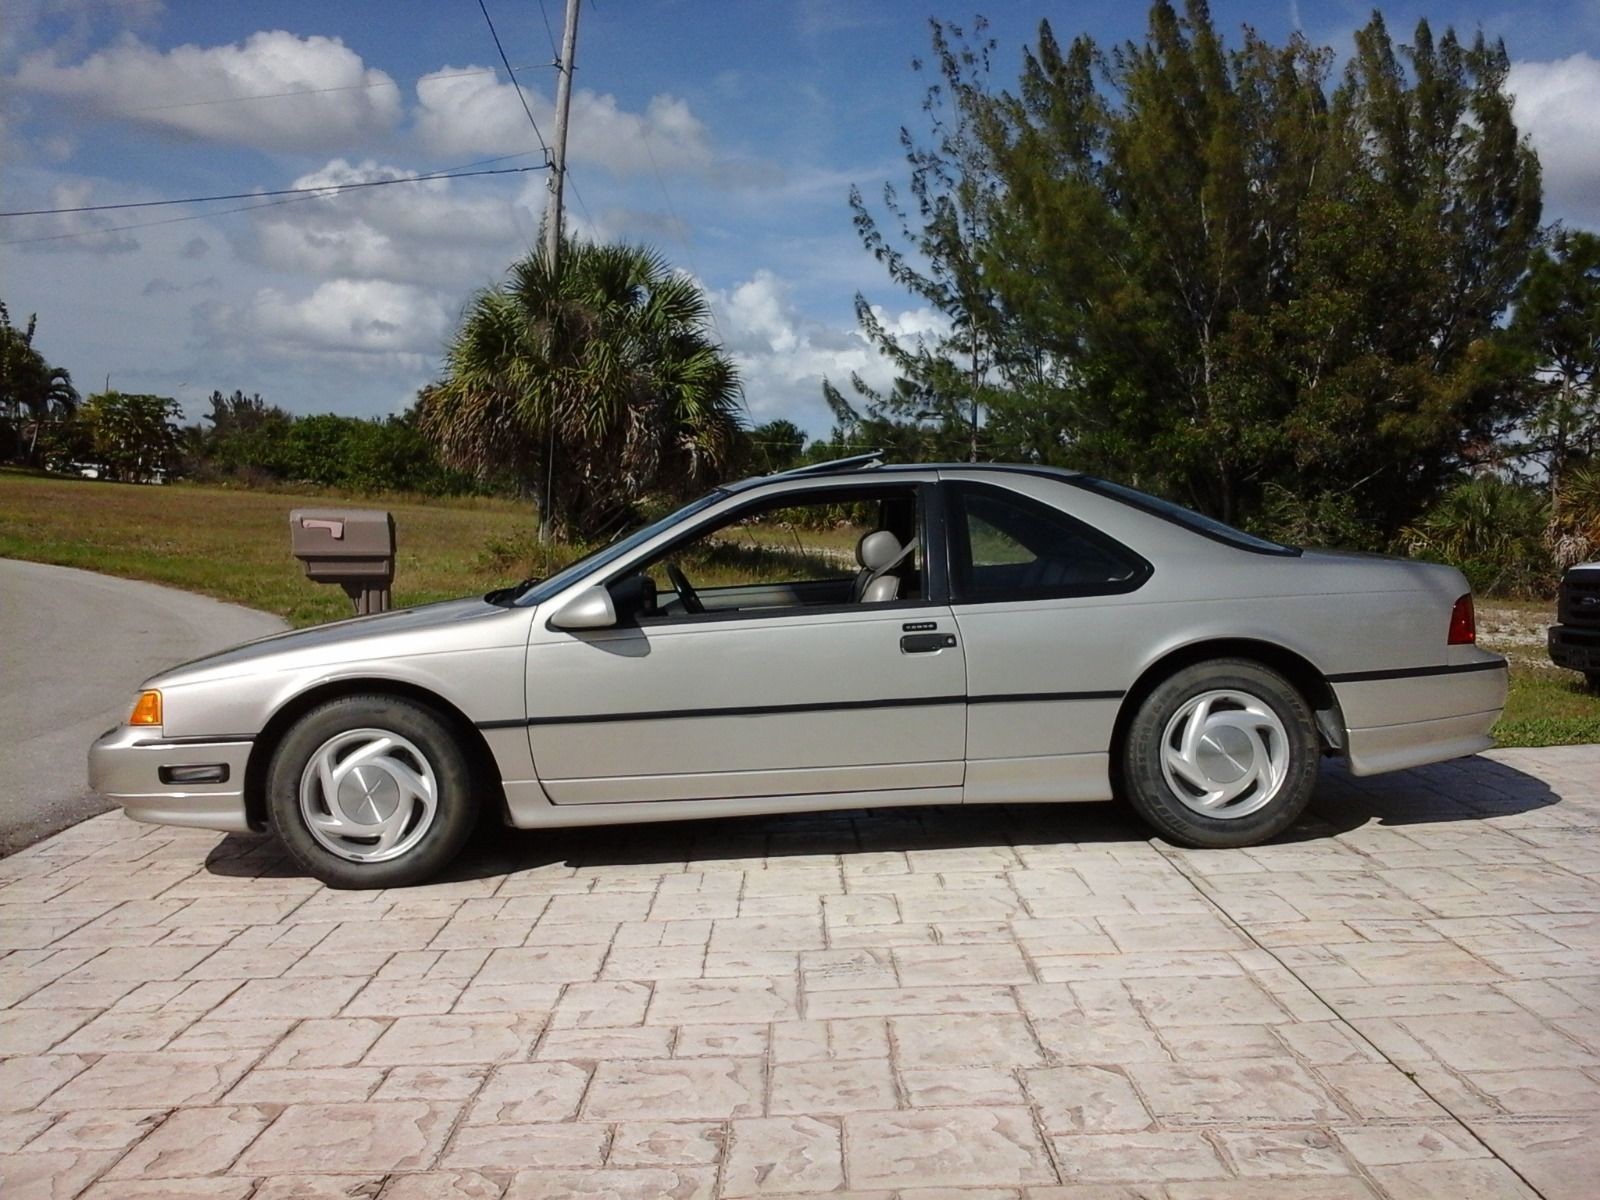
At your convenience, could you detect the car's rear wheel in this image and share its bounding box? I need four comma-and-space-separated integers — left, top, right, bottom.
267, 695, 477, 889
1122, 659, 1319, 848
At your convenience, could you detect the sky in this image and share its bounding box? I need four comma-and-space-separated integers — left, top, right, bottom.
3, 0, 1599, 437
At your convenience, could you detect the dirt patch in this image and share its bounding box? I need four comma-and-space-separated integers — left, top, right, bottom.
1478, 602, 1557, 670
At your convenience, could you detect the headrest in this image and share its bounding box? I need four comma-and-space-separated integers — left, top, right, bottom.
856, 529, 902, 572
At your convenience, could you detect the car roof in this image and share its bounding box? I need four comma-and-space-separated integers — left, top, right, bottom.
724, 461, 1083, 494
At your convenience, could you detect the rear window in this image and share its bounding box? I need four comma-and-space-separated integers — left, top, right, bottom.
1070, 477, 1301, 557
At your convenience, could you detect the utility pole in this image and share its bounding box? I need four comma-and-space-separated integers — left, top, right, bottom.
543, 0, 581, 274
537, 0, 580, 543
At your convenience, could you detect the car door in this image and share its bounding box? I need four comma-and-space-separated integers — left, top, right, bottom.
943, 474, 1154, 805
523, 479, 968, 804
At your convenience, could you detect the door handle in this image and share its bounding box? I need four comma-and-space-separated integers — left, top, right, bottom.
901, 632, 957, 654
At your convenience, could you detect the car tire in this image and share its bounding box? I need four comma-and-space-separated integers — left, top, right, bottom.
1122, 659, 1319, 849
266, 694, 477, 889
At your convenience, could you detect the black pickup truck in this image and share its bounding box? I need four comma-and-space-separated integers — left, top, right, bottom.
1549, 562, 1600, 688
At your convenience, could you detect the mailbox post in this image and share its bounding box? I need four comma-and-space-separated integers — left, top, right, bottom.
289, 509, 395, 615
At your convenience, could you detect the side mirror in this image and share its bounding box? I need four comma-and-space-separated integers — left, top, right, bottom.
548, 585, 617, 630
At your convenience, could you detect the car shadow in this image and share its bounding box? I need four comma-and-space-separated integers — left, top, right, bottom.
1302, 753, 1561, 837
201, 753, 1563, 885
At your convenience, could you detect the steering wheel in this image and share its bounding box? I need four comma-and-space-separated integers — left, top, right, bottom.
664, 561, 705, 614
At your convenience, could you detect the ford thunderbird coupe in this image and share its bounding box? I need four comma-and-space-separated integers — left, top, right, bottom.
90, 455, 1508, 888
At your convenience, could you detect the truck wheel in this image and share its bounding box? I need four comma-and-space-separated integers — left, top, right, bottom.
267, 695, 477, 889
1122, 659, 1320, 848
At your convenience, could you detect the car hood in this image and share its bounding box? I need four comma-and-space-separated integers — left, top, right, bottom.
151, 595, 528, 686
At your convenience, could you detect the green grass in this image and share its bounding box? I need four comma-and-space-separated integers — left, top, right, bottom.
1475, 598, 1600, 746
1493, 664, 1600, 747
0, 469, 548, 627
4, 467, 1596, 746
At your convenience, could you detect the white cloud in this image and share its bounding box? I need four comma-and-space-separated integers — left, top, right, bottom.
710, 268, 948, 433
1509, 53, 1600, 227
241, 158, 540, 287
13, 31, 401, 153
9, 180, 140, 256
200, 278, 453, 371
414, 67, 712, 176
2, 0, 163, 63
795, 0, 886, 39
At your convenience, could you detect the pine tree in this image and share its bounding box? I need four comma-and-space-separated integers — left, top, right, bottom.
846, 2, 1544, 542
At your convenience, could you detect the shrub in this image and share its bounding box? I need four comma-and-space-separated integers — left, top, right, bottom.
1402, 477, 1555, 596
1550, 459, 1600, 567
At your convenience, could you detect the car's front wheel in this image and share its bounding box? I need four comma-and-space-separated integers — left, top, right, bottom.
267, 695, 477, 889
1122, 659, 1319, 848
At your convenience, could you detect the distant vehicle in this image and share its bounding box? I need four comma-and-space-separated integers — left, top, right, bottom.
1549, 562, 1600, 689
90, 455, 1508, 888
51, 461, 168, 483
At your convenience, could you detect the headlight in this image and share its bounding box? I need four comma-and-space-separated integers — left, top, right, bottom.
129, 690, 163, 727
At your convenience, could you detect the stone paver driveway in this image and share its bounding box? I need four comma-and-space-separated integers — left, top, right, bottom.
2, 746, 1598, 1200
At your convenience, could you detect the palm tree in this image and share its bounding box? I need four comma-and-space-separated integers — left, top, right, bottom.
0, 301, 80, 465
419, 241, 743, 540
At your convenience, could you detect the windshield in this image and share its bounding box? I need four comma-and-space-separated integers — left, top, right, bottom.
514, 491, 727, 606
1070, 476, 1300, 557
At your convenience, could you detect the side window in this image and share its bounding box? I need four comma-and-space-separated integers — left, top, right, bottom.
951, 483, 1147, 603
627, 485, 925, 619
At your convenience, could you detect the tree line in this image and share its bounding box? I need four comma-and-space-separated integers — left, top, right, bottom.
0, 348, 485, 495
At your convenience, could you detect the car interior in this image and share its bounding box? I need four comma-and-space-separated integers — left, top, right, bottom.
610, 486, 925, 621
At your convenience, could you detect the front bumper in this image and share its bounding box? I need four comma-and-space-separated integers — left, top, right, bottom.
1549, 625, 1600, 673
88, 726, 256, 834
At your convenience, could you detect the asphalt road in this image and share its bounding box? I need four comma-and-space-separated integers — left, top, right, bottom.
0, 559, 286, 855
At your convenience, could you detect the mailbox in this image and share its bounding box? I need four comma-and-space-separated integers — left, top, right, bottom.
289, 508, 395, 615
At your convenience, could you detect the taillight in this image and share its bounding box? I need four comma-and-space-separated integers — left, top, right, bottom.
1448, 594, 1476, 645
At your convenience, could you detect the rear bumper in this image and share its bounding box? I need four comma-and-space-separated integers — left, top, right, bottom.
1333, 657, 1508, 777
1549, 625, 1600, 673
88, 726, 256, 834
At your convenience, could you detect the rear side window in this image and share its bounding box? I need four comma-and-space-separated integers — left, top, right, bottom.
949, 482, 1150, 603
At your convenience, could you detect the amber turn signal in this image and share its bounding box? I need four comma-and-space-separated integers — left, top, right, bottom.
129, 690, 163, 727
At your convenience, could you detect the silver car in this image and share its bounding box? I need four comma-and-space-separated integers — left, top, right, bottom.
90, 456, 1508, 888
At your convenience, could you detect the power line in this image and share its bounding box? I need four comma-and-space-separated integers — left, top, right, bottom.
638, 128, 722, 342
475, 0, 550, 163
0, 164, 545, 218
565, 166, 595, 233
3, 189, 335, 247
1, 152, 546, 246
119, 65, 534, 115
536, 0, 562, 60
